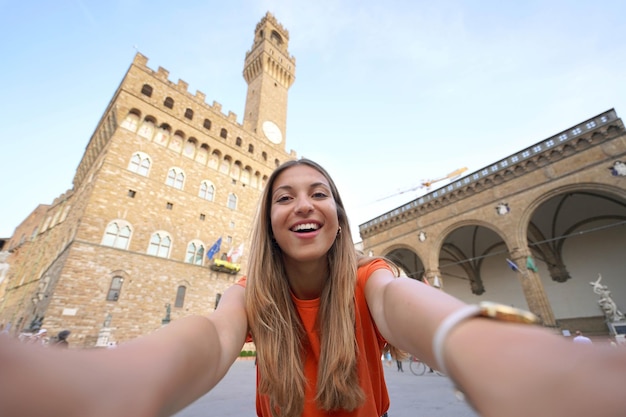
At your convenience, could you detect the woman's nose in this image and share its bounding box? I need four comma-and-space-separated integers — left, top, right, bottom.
294, 197, 314, 214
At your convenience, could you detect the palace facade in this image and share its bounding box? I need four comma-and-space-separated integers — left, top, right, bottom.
0, 13, 296, 347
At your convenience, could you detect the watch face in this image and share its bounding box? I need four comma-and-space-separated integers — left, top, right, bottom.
262, 121, 283, 144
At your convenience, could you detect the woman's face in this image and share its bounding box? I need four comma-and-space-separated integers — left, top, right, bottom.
270, 164, 339, 265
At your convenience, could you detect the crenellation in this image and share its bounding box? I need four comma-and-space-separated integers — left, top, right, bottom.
257, 12, 289, 40
156, 66, 169, 80
128, 59, 252, 136
133, 52, 148, 67
51, 190, 72, 207
176, 79, 189, 92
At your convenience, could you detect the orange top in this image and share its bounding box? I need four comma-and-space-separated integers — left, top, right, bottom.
237, 259, 391, 417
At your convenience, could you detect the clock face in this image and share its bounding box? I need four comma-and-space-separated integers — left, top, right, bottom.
262, 121, 283, 144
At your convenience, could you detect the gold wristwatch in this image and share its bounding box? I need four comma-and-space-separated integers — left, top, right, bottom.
477, 301, 541, 325
433, 302, 541, 376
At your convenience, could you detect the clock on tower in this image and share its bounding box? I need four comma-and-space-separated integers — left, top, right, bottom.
262, 120, 283, 144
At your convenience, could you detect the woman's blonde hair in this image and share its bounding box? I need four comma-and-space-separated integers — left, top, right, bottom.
245, 158, 364, 416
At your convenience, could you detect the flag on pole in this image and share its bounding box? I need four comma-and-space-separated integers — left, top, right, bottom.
206, 237, 222, 260
230, 243, 245, 263
526, 256, 538, 272
226, 245, 234, 262
506, 258, 520, 272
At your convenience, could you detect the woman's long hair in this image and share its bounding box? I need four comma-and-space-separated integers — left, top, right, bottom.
245, 158, 364, 416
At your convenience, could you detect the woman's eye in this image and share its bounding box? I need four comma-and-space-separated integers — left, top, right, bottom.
275, 195, 291, 203
312, 192, 328, 199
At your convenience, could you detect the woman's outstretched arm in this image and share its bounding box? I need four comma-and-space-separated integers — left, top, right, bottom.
0, 283, 247, 417
365, 269, 626, 417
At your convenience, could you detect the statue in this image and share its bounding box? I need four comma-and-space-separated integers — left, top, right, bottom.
589, 274, 625, 322
162, 303, 171, 325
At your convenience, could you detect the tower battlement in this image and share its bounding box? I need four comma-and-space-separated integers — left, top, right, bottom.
256, 12, 289, 40
131, 52, 240, 125
246, 12, 296, 64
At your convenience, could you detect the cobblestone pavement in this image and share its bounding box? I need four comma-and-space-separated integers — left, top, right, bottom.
175, 359, 480, 417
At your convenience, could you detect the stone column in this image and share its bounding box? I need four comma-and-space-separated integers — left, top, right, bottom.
509, 248, 558, 328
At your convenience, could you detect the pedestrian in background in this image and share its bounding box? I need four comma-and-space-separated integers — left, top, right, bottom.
52, 330, 71, 348
391, 346, 406, 372
573, 330, 593, 345
31, 329, 48, 346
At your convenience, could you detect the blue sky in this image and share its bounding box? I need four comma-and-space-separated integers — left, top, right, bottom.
1, 1, 625, 243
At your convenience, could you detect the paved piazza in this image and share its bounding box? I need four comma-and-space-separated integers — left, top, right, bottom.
175, 358, 480, 417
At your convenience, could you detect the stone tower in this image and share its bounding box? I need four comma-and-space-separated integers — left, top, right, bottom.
243, 12, 296, 148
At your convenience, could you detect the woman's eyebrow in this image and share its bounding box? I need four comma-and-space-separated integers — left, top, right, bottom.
310, 182, 331, 191
272, 184, 293, 198
272, 181, 331, 197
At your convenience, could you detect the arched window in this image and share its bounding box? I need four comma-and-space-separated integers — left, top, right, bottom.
102, 221, 132, 249
220, 128, 228, 139
231, 162, 241, 180
241, 168, 251, 185
270, 30, 283, 45
60, 205, 71, 222
208, 152, 219, 170
128, 152, 151, 176
251, 172, 259, 189
185, 242, 205, 265
227, 193, 238, 210
235, 137, 242, 147
199, 181, 215, 201
196, 144, 209, 164
169, 132, 184, 152
163, 97, 174, 109
166, 168, 185, 190
51, 208, 62, 227
106, 276, 124, 301
175, 285, 186, 308
219, 158, 231, 175
184, 108, 194, 120
141, 84, 153, 97
121, 111, 140, 131
154, 125, 171, 146
248, 144, 254, 154
148, 232, 171, 258
41, 216, 52, 233
203, 119, 212, 130
137, 118, 155, 139
183, 138, 196, 158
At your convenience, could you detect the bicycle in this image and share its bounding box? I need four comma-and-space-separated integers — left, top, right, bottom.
408, 356, 445, 376
408, 356, 426, 375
